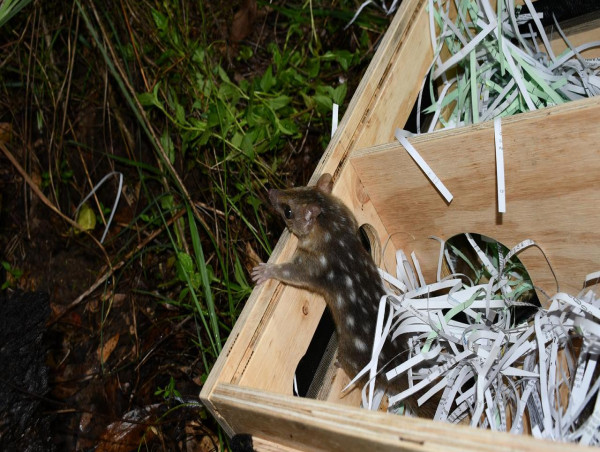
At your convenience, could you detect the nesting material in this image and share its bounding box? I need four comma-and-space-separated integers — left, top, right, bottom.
422, 0, 600, 130
356, 234, 600, 445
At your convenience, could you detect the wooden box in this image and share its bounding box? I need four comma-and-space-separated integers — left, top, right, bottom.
200, 0, 600, 450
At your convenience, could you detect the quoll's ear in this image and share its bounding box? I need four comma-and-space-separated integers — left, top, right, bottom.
316, 173, 333, 194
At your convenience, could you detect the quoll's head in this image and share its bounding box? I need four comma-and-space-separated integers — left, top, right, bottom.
269, 174, 334, 238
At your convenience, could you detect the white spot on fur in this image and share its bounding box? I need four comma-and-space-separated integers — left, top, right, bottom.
345, 275, 353, 288
354, 338, 368, 352
336, 295, 344, 308
349, 290, 357, 303
327, 270, 335, 281
319, 255, 327, 267
324, 232, 331, 242
282, 270, 291, 278
347, 316, 355, 328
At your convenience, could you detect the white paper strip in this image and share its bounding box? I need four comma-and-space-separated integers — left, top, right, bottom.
395, 129, 453, 203
359, 235, 600, 443
493, 117, 506, 213
331, 103, 339, 137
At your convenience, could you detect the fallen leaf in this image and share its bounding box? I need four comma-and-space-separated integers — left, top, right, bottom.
244, 242, 261, 271
96, 417, 152, 452
76, 203, 96, 232
98, 333, 120, 364
79, 411, 94, 433
185, 421, 219, 452
230, 0, 257, 43
0, 123, 12, 144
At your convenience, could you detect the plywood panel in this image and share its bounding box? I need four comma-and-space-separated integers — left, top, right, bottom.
545, 14, 600, 60
351, 96, 600, 301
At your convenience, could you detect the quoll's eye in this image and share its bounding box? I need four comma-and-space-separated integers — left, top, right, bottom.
283, 204, 292, 219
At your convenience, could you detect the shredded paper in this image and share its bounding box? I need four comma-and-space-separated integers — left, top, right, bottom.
423, 0, 600, 129
353, 235, 600, 445
337, 0, 600, 443
350, 0, 600, 128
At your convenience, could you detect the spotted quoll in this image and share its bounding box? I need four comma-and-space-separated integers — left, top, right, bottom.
252, 173, 435, 416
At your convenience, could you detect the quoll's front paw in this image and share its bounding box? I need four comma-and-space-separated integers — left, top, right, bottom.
251, 262, 274, 285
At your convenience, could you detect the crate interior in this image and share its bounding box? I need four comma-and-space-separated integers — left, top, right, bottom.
207, 92, 600, 446
229, 89, 600, 412
244, 102, 598, 412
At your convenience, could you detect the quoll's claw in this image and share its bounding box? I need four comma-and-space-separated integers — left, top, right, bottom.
251, 262, 271, 285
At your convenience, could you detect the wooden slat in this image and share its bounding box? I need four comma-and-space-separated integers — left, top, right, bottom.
212, 383, 596, 452
351, 96, 600, 301
253, 437, 302, 452
311, 0, 432, 184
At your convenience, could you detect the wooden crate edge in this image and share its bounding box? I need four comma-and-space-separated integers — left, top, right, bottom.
211, 382, 595, 452
310, 0, 431, 185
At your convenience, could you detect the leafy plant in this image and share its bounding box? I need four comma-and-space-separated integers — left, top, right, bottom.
1, 261, 23, 289
155, 376, 181, 401
119, 0, 372, 362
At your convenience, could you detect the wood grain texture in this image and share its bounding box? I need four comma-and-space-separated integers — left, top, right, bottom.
252, 437, 303, 452
199, 233, 299, 435
351, 96, 600, 301
213, 383, 597, 452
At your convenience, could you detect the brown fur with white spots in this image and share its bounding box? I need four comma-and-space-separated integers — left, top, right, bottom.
252, 174, 437, 417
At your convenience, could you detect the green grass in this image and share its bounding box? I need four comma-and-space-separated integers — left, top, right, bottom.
0, 0, 32, 29
72, 0, 380, 367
